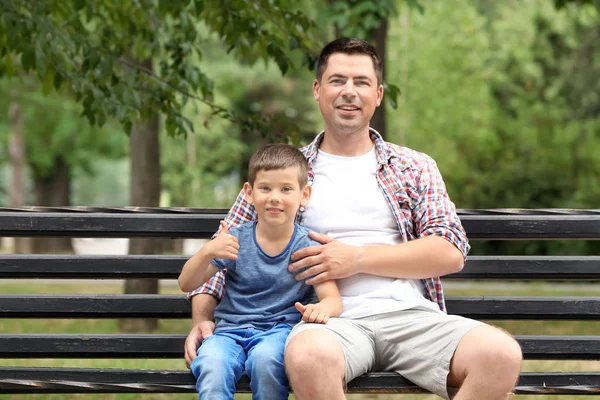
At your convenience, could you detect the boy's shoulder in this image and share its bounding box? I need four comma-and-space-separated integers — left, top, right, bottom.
227, 220, 255, 238
294, 224, 321, 248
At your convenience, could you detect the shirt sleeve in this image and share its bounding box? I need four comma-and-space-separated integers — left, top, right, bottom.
187, 188, 256, 300
413, 158, 470, 261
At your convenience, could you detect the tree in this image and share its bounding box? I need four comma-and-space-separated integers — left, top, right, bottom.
0, 78, 128, 253
0, 1, 322, 137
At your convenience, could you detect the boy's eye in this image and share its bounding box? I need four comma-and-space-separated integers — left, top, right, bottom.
282, 187, 292, 192
259, 186, 270, 191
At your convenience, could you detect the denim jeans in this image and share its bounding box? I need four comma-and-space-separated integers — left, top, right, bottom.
190, 323, 292, 400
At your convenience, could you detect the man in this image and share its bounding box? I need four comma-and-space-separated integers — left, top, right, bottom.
186, 38, 522, 400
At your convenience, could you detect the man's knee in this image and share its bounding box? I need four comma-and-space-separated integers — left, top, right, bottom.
450, 325, 522, 386
475, 326, 522, 372
285, 329, 345, 381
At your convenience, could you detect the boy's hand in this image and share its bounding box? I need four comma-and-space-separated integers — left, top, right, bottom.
295, 302, 331, 324
206, 221, 239, 260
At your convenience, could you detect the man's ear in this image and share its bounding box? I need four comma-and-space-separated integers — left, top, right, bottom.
376, 84, 384, 107
243, 182, 254, 204
313, 79, 320, 102
300, 184, 312, 207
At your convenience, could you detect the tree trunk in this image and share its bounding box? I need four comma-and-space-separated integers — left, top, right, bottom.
120, 57, 162, 332
7, 97, 32, 253
371, 18, 388, 139
31, 157, 74, 253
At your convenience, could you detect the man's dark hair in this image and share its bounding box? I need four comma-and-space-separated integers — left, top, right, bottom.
316, 37, 383, 85
248, 143, 308, 187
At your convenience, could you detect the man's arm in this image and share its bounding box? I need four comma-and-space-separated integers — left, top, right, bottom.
184, 294, 218, 368
290, 234, 463, 285
289, 158, 468, 285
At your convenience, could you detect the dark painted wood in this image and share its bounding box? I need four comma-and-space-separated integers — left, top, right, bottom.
459, 215, 600, 239
0, 211, 598, 239
456, 256, 600, 280
0, 334, 598, 360
1, 255, 599, 279
0, 368, 598, 394
0, 255, 187, 279
2, 295, 599, 320
1, 208, 598, 395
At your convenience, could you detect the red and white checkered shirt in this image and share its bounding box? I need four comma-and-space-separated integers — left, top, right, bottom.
188, 129, 470, 312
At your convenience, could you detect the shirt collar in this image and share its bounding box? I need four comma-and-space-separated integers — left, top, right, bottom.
305, 128, 393, 168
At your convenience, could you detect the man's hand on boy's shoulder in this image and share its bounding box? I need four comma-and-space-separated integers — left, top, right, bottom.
206, 221, 239, 261
289, 231, 361, 285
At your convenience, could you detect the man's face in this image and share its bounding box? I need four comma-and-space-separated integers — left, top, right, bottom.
313, 53, 383, 136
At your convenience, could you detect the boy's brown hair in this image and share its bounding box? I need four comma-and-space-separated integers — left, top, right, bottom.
247, 144, 308, 187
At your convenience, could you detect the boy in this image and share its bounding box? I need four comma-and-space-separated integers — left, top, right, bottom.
178, 143, 342, 400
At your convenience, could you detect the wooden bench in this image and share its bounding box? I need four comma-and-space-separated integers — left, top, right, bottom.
1, 207, 599, 396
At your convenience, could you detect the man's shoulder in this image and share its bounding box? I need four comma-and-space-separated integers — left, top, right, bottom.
384, 141, 436, 171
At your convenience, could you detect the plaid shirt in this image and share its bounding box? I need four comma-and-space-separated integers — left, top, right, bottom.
189, 129, 470, 312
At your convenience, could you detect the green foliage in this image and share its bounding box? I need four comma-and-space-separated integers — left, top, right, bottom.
0, 78, 127, 182
387, 0, 600, 255
0, 0, 321, 137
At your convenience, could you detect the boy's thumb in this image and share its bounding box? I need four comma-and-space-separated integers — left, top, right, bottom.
218, 221, 229, 235
295, 302, 306, 313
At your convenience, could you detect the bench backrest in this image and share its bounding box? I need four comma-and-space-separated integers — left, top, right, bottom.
0, 208, 599, 394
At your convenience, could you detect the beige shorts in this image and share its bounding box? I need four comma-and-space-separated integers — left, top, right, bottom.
285, 306, 484, 399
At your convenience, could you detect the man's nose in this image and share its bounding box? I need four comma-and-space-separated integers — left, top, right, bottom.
341, 81, 357, 97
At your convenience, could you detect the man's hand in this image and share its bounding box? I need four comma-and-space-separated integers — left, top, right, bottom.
295, 302, 331, 324
184, 320, 215, 368
289, 231, 362, 285
205, 221, 239, 260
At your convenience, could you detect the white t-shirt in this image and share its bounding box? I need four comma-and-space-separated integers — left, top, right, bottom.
302, 147, 441, 318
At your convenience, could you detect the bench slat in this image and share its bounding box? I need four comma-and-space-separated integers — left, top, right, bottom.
0, 212, 598, 239
1, 295, 599, 320
1, 255, 599, 280
0, 367, 598, 394
0, 334, 598, 360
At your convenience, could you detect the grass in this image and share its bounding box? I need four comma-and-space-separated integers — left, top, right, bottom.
1, 280, 598, 400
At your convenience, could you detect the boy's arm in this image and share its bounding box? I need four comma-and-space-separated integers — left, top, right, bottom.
295, 279, 343, 324
178, 221, 239, 293
203, 264, 219, 283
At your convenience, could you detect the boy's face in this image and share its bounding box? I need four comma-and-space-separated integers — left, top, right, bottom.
244, 167, 311, 228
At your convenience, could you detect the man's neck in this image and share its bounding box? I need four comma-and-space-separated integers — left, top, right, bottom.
255, 220, 295, 256
319, 126, 374, 156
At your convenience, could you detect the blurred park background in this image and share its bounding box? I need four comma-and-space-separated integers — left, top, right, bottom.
0, 0, 599, 399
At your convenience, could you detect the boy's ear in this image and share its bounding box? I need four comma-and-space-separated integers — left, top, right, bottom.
300, 184, 312, 207
243, 182, 254, 204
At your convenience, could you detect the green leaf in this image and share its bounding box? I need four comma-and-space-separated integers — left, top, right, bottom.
42, 67, 56, 94
406, 0, 425, 15
289, 36, 300, 51
35, 43, 46, 78
383, 82, 401, 109
53, 71, 64, 90
22, 49, 35, 71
